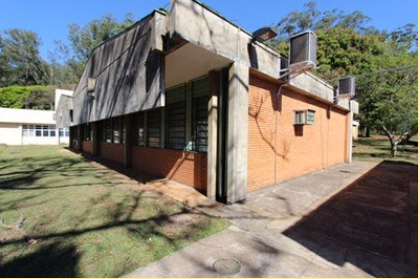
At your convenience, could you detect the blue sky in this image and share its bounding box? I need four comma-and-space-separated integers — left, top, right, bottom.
0, 0, 417, 59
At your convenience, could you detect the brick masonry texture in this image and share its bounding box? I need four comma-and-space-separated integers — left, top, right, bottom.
248, 75, 349, 192
82, 140, 93, 154
100, 142, 124, 164
132, 146, 207, 193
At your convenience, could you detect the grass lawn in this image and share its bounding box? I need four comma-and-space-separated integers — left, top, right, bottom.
353, 135, 418, 164
0, 145, 229, 277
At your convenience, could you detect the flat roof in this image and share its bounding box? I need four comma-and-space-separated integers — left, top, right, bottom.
0, 107, 55, 125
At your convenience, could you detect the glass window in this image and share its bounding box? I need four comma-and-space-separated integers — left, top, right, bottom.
131, 112, 145, 146
147, 109, 161, 148
165, 85, 186, 150
36, 130, 42, 137
50, 130, 56, 137
192, 77, 209, 152
113, 117, 121, 144
59, 129, 64, 137
104, 119, 112, 143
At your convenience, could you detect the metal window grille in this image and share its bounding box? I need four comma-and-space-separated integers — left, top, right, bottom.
104, 119, 112, 143
131, 112, 145, 146
84, 124, 92, 141
147, 109, 161, 148
192, 77, 209, 152
165, 85, 186, 150
113, 117, 121, 144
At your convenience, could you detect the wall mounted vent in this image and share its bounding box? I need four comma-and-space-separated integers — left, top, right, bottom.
289, 31, 317, 71
338, 76, 356, 98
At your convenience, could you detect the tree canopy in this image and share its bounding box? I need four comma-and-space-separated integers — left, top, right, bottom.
271, 1, 418, 155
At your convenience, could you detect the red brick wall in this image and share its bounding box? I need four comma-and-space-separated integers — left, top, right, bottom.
248, 75, 349, 192
132, 146, 207, 192
100, 142, 124, 164
82, 141, 93, 155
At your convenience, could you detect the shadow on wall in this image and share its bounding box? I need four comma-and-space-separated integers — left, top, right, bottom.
283, 161, 418, 277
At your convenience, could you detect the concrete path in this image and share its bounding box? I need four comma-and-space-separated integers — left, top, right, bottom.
122, 161, 417, 278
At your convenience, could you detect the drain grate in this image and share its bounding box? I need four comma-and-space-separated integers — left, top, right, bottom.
213, 257, 241, 276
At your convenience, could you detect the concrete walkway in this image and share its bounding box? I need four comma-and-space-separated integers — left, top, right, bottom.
122, 161, 417, 278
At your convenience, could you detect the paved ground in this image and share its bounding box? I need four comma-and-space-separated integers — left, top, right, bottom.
122, 160, 418, 278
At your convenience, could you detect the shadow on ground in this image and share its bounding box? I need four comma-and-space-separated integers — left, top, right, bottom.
284, 161, 418, 277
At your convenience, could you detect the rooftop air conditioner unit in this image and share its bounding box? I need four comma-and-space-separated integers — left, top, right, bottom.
338, 76, 356, 98
289, 31, 317, 72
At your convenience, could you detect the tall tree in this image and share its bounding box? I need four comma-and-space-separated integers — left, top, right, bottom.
67, 13, 135, 63
0, 29, 50, 86
272, 2, 418, 156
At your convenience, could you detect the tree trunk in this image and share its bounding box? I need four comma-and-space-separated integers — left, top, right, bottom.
365, 126, 371, 138
382, 126, 398, 157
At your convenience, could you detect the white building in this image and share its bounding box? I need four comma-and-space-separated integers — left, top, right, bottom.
0, 89, 72, 145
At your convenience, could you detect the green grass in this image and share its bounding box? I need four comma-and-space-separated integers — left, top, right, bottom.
0, 145, 229, 277
353, 136, 418, 164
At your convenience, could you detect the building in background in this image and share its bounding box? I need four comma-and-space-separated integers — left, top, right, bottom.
0, 89, 73, 145
66, 0, 358, 203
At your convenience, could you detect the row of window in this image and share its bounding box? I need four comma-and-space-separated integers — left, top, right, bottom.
22, 125, 69, 138
79, 77, 209, 152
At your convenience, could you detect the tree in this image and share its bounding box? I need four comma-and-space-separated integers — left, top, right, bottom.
0, 29, 50, 86
48, 13, 136, 83
272, 2, 418, 157
67, 13, 135, 63
0, 85, 54, 109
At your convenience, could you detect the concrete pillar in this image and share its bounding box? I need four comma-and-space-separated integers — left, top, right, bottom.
207, 71, 219, 199
92, 122, 100, 157
124, 115, 132, 167
226, 62, 249, 203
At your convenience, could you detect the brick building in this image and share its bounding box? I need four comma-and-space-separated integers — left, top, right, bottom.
62, 0, 358, 203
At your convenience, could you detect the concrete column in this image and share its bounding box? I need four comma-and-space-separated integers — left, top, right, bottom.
207, 71, 219, 199
124, 115, 132, 167
92, 122, 100, 157
226, 62, 249, 203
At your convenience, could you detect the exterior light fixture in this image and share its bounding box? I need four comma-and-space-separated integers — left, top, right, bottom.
252, 27, 277, 43
87, 77, 96, 93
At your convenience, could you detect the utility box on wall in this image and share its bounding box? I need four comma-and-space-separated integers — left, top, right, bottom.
289, 31, 317, 68
294, 109, 316, 125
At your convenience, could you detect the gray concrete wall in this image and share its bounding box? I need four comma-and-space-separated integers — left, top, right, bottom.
289, 72, 335, 103
170, 0, 280, 78
72, 11, 167, 126
56, 95, 73, 129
